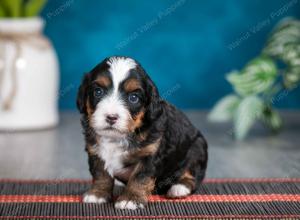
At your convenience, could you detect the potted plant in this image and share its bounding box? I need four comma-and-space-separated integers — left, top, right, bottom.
0, 0, 59, 130
208, 18, 300, 140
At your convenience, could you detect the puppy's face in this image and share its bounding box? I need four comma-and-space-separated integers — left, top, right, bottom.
77, 56, 159, 138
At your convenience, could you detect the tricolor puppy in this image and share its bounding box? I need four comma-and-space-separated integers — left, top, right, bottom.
77, 56, 208, 210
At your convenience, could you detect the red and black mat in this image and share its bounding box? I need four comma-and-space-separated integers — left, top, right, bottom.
0, 178, 299, 219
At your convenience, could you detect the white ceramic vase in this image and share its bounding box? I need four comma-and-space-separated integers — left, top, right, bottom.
0, 17, 59, 130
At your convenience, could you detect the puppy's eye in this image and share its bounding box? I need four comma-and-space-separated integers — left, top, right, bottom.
94, 87, 104, 98
128, 93, 140, 104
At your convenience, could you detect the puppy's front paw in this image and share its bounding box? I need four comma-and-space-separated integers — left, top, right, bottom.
115, 192, 146, 210
115, 200, 145, 210
82, 192, 107, 204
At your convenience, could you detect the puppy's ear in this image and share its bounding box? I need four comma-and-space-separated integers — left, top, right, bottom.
145, 76, 162, 121
77, 73, 90, 114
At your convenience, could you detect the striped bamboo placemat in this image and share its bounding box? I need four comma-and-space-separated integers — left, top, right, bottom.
0, 178, 299, 219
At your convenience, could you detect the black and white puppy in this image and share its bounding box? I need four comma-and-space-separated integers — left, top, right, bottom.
77, 56, 208, 210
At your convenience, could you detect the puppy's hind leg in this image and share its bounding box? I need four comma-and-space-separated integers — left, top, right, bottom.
166, 170, 195, 198
167, 136, 207, 198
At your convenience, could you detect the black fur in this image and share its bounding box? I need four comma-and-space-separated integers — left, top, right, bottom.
77, 56, 208, 204
151, 102, 208, 193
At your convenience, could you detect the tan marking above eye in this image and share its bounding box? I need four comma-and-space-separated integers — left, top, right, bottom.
95, 76, 111, 87
124, 78, 142, 93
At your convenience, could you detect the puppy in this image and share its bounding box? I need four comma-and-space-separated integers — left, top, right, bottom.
77, 56, 208, 210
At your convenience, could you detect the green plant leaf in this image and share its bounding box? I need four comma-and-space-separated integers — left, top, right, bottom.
245, 57, 277, 77
226, 57, 277, 96
208, 94, 240, 122
261, 107, 283, 132
264, 18, 300, 87
281, 44, 300, 65
234, 96, 264, 140
0, 0, 22, 17
263, 18, 300, 59
23, 0, 47, 17
284, 66, 300, 88
0, 4, 6, 17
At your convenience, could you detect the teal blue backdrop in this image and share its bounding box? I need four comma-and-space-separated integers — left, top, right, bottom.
41, 0, 300, 110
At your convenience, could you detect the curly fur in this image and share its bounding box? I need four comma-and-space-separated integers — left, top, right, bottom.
77, 56, 208, 209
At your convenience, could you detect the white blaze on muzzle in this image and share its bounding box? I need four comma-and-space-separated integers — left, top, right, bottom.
91, 57, 137, 137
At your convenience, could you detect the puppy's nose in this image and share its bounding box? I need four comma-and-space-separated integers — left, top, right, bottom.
105, 114, 119, 125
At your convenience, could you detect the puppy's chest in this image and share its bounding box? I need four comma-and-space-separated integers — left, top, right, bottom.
97, 137, 129, 177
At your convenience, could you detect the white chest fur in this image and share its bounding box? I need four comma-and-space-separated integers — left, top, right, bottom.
97, 137, 129, 177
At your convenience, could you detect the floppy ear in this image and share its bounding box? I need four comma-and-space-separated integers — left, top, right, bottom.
145, 76, 162, 121
76, 73, 90, 114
